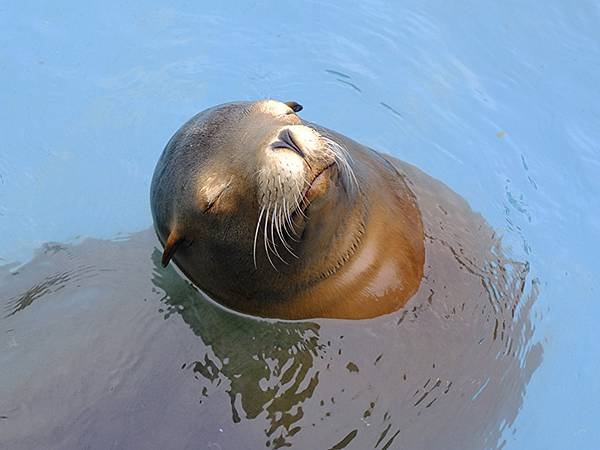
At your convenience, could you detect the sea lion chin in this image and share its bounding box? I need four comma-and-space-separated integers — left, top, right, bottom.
150, 99, 425, 320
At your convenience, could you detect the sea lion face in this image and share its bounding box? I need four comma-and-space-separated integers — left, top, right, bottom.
151, 100, 361, 303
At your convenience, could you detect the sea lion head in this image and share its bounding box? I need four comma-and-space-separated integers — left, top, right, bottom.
150, 100, 365, 308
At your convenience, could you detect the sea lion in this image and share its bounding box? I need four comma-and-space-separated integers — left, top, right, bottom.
150, 99, 425, 320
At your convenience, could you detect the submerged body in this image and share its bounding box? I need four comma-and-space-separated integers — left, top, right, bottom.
151, 100, 479, 319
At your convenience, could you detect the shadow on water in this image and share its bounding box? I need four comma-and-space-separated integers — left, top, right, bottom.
0, 223, 541, 450
150, 248, 324, 448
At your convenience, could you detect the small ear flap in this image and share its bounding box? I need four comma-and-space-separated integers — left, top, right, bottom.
284, 101, 303, 113
161, 232, 184, 267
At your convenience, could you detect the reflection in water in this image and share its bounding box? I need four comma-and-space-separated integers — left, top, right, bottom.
151, 249, 323, 448
0, 225, 541, 450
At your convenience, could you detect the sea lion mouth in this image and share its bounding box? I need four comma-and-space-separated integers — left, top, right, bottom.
297, 162, 336, 215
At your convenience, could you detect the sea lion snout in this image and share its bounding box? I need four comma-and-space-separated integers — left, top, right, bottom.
258, 124, 341, 211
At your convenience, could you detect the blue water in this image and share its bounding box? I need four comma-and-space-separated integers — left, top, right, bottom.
2, 1, 599, 449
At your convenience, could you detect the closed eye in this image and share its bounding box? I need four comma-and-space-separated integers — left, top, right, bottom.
202, 180, 232, 213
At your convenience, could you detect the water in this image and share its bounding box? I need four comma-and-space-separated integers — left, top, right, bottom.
1, 1, 599, 449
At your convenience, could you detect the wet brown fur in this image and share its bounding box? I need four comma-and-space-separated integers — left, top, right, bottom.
151, 100, 425, 319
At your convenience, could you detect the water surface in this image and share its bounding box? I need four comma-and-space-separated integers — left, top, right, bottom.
2, 1, 599, 449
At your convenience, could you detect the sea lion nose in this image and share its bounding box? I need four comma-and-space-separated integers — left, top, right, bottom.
270, 128, 306, 158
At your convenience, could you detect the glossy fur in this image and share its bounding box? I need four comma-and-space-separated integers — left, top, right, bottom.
151, 100, 425, 319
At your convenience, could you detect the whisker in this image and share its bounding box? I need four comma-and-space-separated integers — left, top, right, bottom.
322, 137, 359, 194
253, 205, 266, 269
291, 180, 309, 218
270, 204, 288, 265
263, 203, 277, 270
282, 197, 300, 240
276, 202, 299, 258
